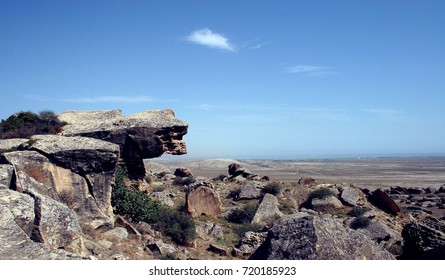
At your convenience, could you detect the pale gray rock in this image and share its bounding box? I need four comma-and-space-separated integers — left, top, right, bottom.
0, 138, 28, 153
239, 182, 264, 200
238, 231, 268, 256
97, 240, 113, 250
58, 109, 188, 179
0, 189, 35, 237
340, 186, 363, 206
311, 196, 344, 212
143, 160, 172, 176
195, 222, 224, 240
103, 227, 128, 243
151, 191, 175, 207
251, 194, 283, 226
0, 164, 14, 189
360, 221, 392, 242
251, 213, 395, 260
147, 240, 178, 257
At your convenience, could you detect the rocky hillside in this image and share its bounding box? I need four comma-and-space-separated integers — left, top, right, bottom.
1, 109, 444, 260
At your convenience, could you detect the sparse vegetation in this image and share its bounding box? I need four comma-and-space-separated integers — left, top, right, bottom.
227, 203, 258, 224
173, 176, 196, 186
349, 206, 371, 217
308, 187, 336, 200
233, 223, 263, 238
228, 187, 241, 200
0, 110, 66, 139
262, 181, 282, 196
112, 166, 196, 245
350, 216, 371, 229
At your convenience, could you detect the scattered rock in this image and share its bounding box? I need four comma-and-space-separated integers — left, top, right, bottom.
239, 182, 264, 200
340, 186, 363, 206
186, 186, 223, 217
425, 187, 439, 194
147, 240, 179, 258
251, 213, 395, 260
228, 163, 251, 178
251, 194, 283, 226
97, 239, 113, 250
401, 217, 445, 259
103, 227, 129, 243
174, 167, 193, 177
208, 244, 228, 256
195, 222, 224, 240
238, 231, 268, 256
368, 189, 400, 215
298, 177, 316, 186
406, 188, 423, 195
311, 196, 343, 212
151, 191, 175, 207
360, 221, 392, 242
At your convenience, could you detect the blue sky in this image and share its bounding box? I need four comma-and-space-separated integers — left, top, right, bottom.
1, 0, 444, 158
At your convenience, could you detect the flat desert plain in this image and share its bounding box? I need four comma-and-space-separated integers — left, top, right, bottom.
153, 156, 445, 190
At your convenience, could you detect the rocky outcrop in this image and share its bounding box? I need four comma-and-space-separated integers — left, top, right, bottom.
311, 196, 343, 212
0, 138, 29, 153
369, 189, 400, 215
239, 182, 264, 200
251, 194, 283, 226
0, 164, 14, 188
58, 109, 188, 179
0, 189, 85, 259
401, 217, 445, 259
174, 168, 193, 178
298, 177, 316, 186
251, 213, 395, 260
185, 186, 223, 217
340, 186, 364, 206
237, 231, 268, 256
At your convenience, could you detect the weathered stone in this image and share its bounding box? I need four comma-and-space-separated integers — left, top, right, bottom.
208, 244, 227, 256
251, 194, 283, 226
360, 221, 392, 242
425, 187, 439, 194
406, 187, 423, 195
186, 186, 222, 217
298, 177, 316, 185
30, 134, 119, 174
311, 196, 343, 212
174, 167, 193, 177
251, 213, 395, 260
0, 164, 14, 189
144, 160, 172, 176
151, 191, 175, 207
97, 240, 113, 250
195, 222, 224, 240
0, 138, 29, 153
238, 231, 268, 256
115, 216, 142, 238
369, 189, 400, 215
147, 240, 178, 257
0, 189, 35, 237
340, 186, 363, 206
58, 109, 188, 179
2, 151, 114, 229
401, 217, 445, 259
239, 182, 263, 200
228, 163, 251, 178
103, 227, 128, 243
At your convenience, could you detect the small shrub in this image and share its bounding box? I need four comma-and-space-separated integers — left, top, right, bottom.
308, 187, 336, 200
228, 188, 241, 200
278, 201, 295, 214
349, 206, 371, 217
233, 223, 263, 237
350, 216, 371, 229
0, 110, 66, 139
227, 203, 258, 224
262, 182, 281, 196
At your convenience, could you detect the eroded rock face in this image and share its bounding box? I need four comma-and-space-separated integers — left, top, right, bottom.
58, 109, 188, 179
369, 189, 400, 215
0, 138, 29, 153
251, 194, 283, 226
0, 164, 14, 189
251, 213, 395, 260
186, 186, 222, 217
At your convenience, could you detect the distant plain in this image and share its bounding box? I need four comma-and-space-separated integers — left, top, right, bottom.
153, 157, 445, 190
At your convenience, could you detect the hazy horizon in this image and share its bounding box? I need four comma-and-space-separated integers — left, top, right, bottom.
1, 1, 444, 158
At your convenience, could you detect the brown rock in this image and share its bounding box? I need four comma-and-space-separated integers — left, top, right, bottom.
186, 186, 222, 217
298, 177, 316, 185
369, 189, 400, 215
174, 167, 193, 177
208, 244, 228, 256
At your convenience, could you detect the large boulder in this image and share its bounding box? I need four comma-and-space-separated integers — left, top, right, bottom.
239, 181, 264, 200
401, 217, 445, 259
58, 109, 188, 179
0, 138, 29, 153
228, 163, 252, 178
251, 213, 395, 260
1, 150, 115, 229
238, 231, 268, 256
340, 186, 364, 206
185, 186, 222, 217
0, 189, 85, 259
368, 189, 400, 215
311, 196, 343, 212
0, 164, 14, 189
251, 193, 283, 226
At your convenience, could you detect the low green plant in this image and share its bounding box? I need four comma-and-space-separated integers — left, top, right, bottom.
227, 203, 258, 224
349, 206, 371, 217
308, 187, 336, 200
233, 223, 263, 237
112, 166, 196, 245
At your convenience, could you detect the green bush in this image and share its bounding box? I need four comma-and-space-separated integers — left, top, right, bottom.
0, 110, 66, 139
112, 166, 196, 245
308, 187, 336, 200
350, 216, 371, 229
227, 203, 258, 224
262, 182, 282, 196
233, 223, 263, 237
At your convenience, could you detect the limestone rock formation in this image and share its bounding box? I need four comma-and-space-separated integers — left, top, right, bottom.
251, 213, 395, 260
174, 167, 193, 178
340, 186, 364, 206
185, 186, 222, 217
58, 109, 188, 179
239, 181, 264, 200
311, 196, 343, 212
369, 189, 400, 215
0, 138, 29, 153
228, 163, 252, 178
0, 164, 14, 188
237, 231, 268, 256
251, 194, 283, 226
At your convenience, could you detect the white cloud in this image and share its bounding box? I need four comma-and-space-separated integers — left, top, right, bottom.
63, 95, 158, 104
287, 65, 336, 77
186, 28, 236, 52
